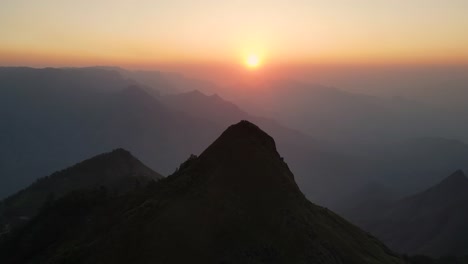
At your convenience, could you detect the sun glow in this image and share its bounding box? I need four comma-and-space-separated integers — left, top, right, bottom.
245, 54, 261, 69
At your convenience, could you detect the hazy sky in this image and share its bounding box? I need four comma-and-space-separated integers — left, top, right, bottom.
1, 0, 468, 68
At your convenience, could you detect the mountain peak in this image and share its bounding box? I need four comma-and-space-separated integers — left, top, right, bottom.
0, 149, 163, 235
177, 89, 207, 99
212, 120, 277, 153
229, 119, 266, 132
190, 120, 299, 197
438, 170, 468, 187
48, 148, 163, 184
108, 147, 132, 157
415, 170, 468, 199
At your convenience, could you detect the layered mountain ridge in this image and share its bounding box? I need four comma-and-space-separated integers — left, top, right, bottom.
0, 121, 402, 264
355, 170, 468, 257
0, 148, 162, 235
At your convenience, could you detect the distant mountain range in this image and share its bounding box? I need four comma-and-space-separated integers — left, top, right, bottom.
0, 67, 221, 198
2, 66, 468, 210
346, 170, 468, 257
1, 66, 467, 262
112, 67, 468, 193
94, 66, 468, 145
0, 67, 374, 207
0, 121, 403, 264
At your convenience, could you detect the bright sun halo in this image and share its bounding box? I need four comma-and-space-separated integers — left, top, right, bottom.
245, 54, 261, 69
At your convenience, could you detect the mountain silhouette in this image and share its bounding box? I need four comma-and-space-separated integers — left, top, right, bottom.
3, 67, 468, 212
161, 89, 388, 207
0, 121, 402, 263
358, 170, 468, 257
0, 148, 162, 235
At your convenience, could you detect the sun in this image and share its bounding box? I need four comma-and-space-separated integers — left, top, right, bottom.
245, 54, 261, 69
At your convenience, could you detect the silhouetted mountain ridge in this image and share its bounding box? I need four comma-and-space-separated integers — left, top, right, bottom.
187, 120, 301, 196
0, 148, 162, 235
0, 121, 402, 264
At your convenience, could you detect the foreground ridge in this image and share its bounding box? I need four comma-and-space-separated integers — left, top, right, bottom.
0, 121, 403, 264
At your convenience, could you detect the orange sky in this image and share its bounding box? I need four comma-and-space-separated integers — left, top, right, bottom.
1, 0, 468, 69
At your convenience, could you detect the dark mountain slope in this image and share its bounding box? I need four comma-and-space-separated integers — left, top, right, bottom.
0, 121, 402, 264
0, 149, 162, 235
358, 170, 468, 257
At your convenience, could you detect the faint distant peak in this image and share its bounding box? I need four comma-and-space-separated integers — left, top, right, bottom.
417, 169, 468, 199
186, 89, 205, 96
438, 170, 468, 186
209, 93, 220, 98
122, 84, 149, 95
180, 90, 214, 99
